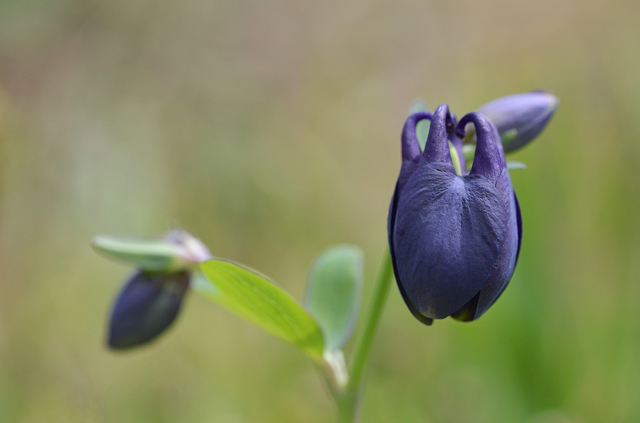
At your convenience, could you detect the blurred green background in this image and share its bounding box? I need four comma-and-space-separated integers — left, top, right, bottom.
1, 0, 639, 422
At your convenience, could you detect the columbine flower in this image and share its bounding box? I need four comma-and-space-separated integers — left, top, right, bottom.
388, 105, 521, 324
477, 90, 559, 152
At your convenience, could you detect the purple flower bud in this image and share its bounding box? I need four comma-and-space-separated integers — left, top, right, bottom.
477, 90, 559, 152
108, 270, 190, 349
388, 106, 522, 324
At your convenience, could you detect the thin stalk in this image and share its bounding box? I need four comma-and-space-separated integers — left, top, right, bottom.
336, 393, 358, 423
335, 248, 394, 422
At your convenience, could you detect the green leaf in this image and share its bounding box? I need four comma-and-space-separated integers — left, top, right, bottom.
198, 260, 325, 359
92, 235, 183, 271
408, 99, 430, 152
304, 245, 363, 351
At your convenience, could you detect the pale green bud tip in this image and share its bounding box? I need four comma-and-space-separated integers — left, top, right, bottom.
92, 230, 212, 272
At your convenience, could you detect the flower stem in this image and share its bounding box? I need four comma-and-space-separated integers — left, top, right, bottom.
336, 248, 394, 422
336, 392, 358, 423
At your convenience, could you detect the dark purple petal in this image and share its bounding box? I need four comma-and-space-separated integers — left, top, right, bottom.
395, 268, 434, 325
423, 105, 453, 165
454, 116, 519, 320
392, 161, 508, 319
388, 163, 419, 253
477, 90, 559, 153
389, 114, 432, 272
514, 192, 523, 263
469, 191, 523, 317
451, 181, 519, 321
390, 112, 435, 321
472, 168, 519, 319
402, 111, 432, 164
459, 112, 504, 185
108, 270, 190, 349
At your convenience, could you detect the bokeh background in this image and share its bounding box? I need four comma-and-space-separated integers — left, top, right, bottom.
1, 0, 639, 422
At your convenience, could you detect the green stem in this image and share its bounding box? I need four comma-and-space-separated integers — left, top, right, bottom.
336, 248, 394, 422
336, 393, 358, 423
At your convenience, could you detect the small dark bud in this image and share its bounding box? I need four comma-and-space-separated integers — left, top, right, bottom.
108, 270, 190, 349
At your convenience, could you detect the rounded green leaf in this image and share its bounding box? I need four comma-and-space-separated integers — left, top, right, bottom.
304, 245, 363, 351
198, 260, 325, 359
92, 235, 183, 271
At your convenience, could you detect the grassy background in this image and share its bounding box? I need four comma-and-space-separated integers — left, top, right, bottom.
1, 0, 640, 422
